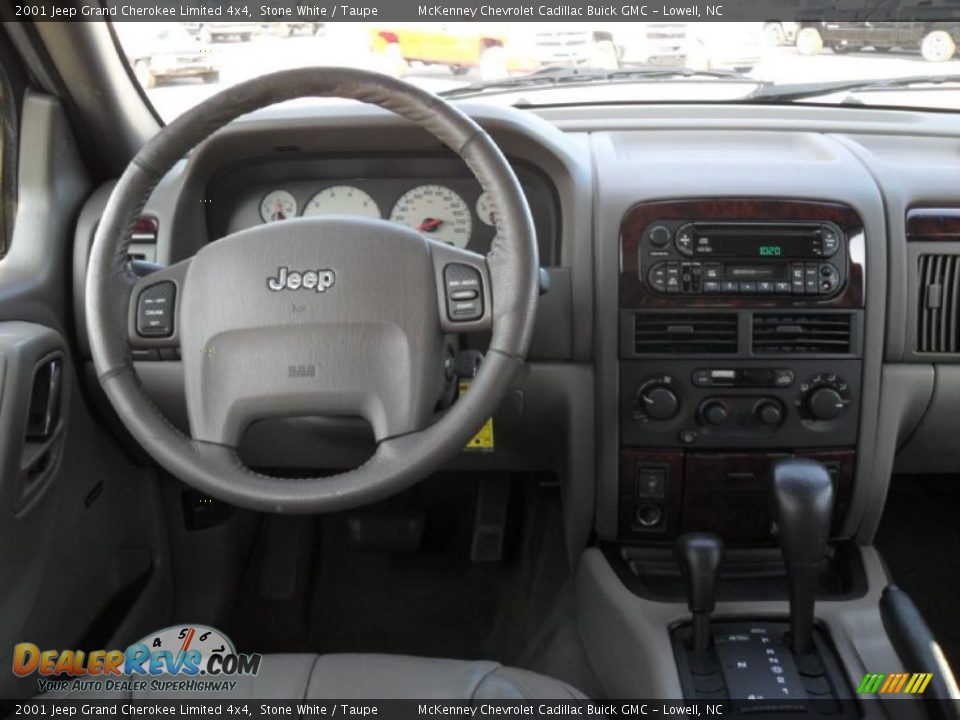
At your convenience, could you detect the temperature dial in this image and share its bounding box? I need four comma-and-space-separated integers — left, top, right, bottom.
798, 374, 850, 422
634, 376, 680, 422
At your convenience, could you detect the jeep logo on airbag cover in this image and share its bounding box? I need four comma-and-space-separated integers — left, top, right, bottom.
267, 267, 336, 292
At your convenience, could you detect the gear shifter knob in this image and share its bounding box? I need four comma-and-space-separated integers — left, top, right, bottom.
770, 458, 835, 656
675, 532, 724, 652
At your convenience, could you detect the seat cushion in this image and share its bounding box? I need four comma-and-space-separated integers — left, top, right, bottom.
41, 653, 587, 700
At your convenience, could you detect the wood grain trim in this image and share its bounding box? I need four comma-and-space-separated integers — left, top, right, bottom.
907, 208, 960, 240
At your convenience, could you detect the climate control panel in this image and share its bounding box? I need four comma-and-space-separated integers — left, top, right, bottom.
621, 359, 861, 449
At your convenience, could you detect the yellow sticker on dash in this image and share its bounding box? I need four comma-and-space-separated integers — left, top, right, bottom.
459, 379, 495, 451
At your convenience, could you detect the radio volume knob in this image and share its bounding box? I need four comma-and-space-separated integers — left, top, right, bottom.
807, 387, 845, 421
649, 225, 671, 248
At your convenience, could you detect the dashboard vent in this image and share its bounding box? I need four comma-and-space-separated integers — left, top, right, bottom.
917, 254, 959, 354
752, 313, 852, 354
634, 313, 738, 354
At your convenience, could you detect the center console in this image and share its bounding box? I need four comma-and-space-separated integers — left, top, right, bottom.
617, 199, 866, 542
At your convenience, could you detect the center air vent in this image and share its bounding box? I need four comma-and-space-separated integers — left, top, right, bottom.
634, 313, 738, 354
917, 254, 959, 354
752, 313, 852, 354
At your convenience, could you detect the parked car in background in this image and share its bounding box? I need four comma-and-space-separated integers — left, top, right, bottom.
612, 23, 763, 72
266, 22, 324, 37
115, 23, 219, 89
795, 21, 959, 61
184, 22, 256, 43
369, 24, 539, 80
762, 21, 800, 46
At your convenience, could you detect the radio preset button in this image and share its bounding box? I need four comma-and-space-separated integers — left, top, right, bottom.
821, 226, 840, 257
703, 281, 721, 293
665, 263, 681, 293
739, 281, 757, 293
757, 281, 774, 294
648, 262, 668, 292
721, 280, 739, 294
775, 281, 792, 294
818, 263, 840, 294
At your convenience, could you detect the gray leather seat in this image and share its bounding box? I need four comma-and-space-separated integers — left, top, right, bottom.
46, 654, 587, 700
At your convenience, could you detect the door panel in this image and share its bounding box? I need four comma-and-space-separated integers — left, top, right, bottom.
0, 91, 172, 699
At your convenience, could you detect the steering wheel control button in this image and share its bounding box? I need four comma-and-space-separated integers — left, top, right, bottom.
444, 263, 483, 322
136, 281, 175, 338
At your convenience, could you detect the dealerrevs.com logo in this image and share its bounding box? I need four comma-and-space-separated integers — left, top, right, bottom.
13, 624, 261, 694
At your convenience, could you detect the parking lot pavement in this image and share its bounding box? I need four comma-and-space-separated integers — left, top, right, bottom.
143, 33, 960, 120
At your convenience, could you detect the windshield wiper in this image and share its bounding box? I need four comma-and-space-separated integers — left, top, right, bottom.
745, 73, 960, 103
439, 66, 756, 99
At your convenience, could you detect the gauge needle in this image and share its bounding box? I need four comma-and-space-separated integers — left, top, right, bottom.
417, 218, 443, 232
273, 200, 285, 221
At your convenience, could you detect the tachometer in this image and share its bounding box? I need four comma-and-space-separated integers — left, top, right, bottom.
260, 190, 297, 223
302, 186, 381, 219
389, 185, 472, 248
476, 191, 495, 226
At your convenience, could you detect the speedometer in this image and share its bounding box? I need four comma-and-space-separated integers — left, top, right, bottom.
302, 186, 381, 219
389, 185, 472, 248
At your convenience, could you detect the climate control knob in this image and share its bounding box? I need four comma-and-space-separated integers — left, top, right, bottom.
640, 386, 680, 421
754, 399, 785, 427
700, 400, 729, 427
807, 387, 845, 421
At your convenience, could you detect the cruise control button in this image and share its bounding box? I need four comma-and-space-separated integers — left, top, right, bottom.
136, 281, 176, 338
443, 264, 484, 322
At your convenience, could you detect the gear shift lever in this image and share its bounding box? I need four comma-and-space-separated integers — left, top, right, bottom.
770, 458, 835, 656
675, 533, 724, 652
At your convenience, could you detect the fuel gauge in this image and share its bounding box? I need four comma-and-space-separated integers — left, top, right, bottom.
260, 190, 298, 223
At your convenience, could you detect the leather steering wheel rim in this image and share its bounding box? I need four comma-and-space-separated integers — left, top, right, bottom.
86, 67, 539, 513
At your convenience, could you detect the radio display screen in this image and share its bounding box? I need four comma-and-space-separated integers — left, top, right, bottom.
693, 235, 820, 258
691, 224, 826, 258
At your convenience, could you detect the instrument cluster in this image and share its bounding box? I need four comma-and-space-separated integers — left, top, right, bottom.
204, 156, 559, 261
257, 184, 495, 249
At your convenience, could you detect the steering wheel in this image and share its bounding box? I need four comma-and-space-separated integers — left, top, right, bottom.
86, 68, 539, 513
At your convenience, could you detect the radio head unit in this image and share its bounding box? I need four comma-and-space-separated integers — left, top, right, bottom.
641, 221, 847, 297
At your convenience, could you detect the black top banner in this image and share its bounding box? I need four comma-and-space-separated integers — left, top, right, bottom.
8, 0, 960, 23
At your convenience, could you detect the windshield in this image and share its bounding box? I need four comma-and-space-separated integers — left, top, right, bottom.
112, 21, 960, 119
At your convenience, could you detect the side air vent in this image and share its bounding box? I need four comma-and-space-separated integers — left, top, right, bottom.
917, 254, 959, 354
752, 313, 852, 354
634, 313, 738, 354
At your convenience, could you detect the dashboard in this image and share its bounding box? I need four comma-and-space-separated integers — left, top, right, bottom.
71, 101, 960, 558
204, 154, 560, 262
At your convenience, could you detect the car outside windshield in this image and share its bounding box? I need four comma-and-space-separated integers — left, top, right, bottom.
111, 21, 960, 120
